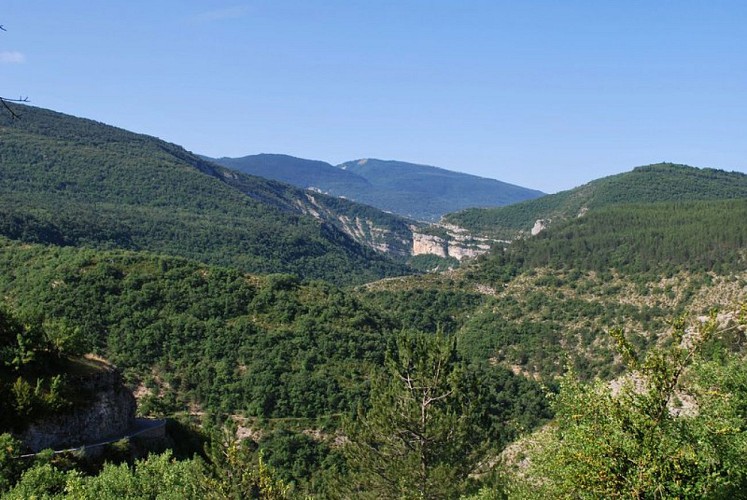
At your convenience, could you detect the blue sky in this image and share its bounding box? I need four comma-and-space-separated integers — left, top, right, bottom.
2, 1, 745, 193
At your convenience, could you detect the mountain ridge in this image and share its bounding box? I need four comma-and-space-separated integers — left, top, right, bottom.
208, 154, 545, 222
0, 104, 415, 284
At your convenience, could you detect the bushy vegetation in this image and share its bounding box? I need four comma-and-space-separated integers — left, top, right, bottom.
0, 307, 92, 432
0, 239, 391, 419
507, 312, 747, 499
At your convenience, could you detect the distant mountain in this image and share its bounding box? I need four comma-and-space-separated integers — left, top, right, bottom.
208, 155, 545, 222
210, 153, 372, 194
445, 163, 747, 239
0, 105, 414, 284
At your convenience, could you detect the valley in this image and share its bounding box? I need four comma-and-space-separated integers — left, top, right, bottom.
1, 103, 746, 498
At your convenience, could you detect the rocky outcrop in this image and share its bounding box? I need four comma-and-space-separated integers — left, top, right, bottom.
531, 219, 548, 236
298, 193, 413, 259
19, 364, 136, 452
412, 233, 448, 258
337, 215, 412, 258
412, 224, 495, 261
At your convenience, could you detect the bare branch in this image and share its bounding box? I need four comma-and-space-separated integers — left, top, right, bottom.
2, 24, 30, 118
0, 96, 29, 119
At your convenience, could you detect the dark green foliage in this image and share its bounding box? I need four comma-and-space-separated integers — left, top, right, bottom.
0, 104, 411, 285
474, 361, 554, 447
0, 433, 24, 492
407, 253, 461, 272
258, 429, 343, 494
0, 239, 393, 420
447, 163, 747, 238
0, 238, 551, 453
361, 287, 485, 335
508, 200, 747, 276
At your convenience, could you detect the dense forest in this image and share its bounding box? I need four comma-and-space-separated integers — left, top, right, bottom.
0, 238, 552, 496
488, 199, 747, 277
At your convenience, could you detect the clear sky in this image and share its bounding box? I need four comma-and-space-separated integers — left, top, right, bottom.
2, 1, 745, 193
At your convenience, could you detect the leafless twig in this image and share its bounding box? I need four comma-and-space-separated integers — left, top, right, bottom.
1, 96, 29, 119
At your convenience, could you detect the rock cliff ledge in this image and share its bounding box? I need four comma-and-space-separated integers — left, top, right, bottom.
19, 358, 136, 452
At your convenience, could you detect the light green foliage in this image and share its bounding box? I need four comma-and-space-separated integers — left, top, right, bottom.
82, 451, 207, 499
0, 307, 79, 431
4, 443, 292, 499
0, 433, 23, 493
42, 319, 86, 360
516, 312, 747, 498
5, 451, 205, 499
203, 429, 291, 499
4, 462, 72, 499
344, 331, 491, 499
10, 377, 34, 416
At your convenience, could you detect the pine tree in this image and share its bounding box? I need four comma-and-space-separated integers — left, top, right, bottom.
343, 331, 490, 498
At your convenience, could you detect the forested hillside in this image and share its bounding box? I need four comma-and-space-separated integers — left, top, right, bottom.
364, 197, 747, 380
0, 105, 414, 284
446, 163, 747, 238
0, 236, 551, 495
0, 236, 547, 423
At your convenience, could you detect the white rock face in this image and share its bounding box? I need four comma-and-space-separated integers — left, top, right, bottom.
448, 244, 490, 260
412, 233, 448, 258
411, 225, 494, 261
531, 219, 548, 236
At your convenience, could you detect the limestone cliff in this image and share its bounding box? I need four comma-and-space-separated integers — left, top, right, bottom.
19, 362, 136, 452
412, 232, 448, 258
292, 190, 499, 263
411, 224, 495, 261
